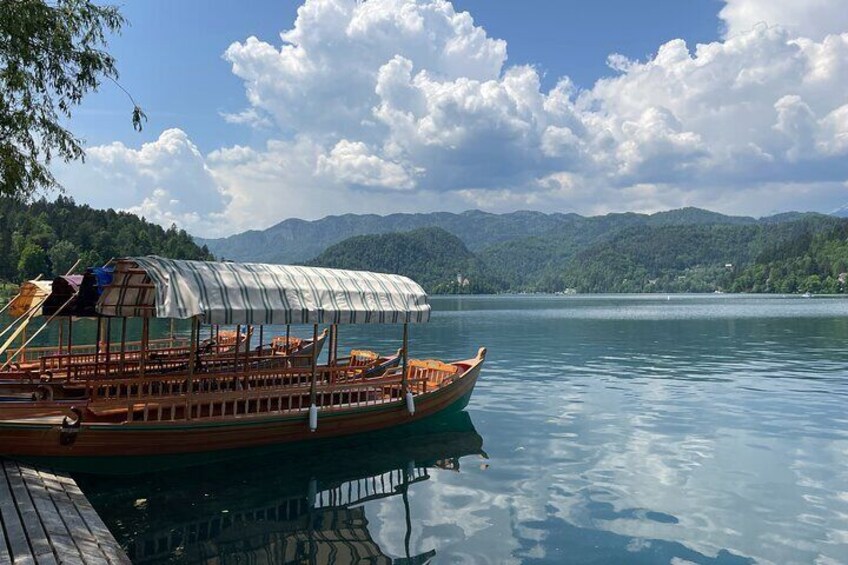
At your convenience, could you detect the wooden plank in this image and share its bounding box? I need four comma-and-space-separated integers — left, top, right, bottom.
0, 487, 10, 564
0, 460, 129, 565
34, 468, 109, 565
17, 464, 79, 565
0, 463, 31, 564
45, 471, 128, 565
3, 461, 52, 564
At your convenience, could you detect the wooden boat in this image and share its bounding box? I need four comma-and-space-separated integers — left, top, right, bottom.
0, 346, 403, 418
0, 266, 323, 383
0, 350, 484, 457
0, 314, 328, 405
0, 330, 324, 398
0, 256, 485, 462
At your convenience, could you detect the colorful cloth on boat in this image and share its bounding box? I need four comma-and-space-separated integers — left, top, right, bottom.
97, 256, 431, 325
89, 266, 115, 294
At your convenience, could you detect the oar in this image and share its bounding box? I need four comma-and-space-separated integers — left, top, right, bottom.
0, 273, 44, 322
1, 294, 75, 370
0, 298, 44, 345
64, 259, 82, 276
0, 291, 22, 320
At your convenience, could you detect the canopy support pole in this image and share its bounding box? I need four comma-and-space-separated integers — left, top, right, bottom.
402, 323, 409, 385
119, 318, 127, 373
187, 316, 198, 420
326, 325, 332, 365
258, 325, 264, 358
104, 318, 112, 377
244, 325, 251, 373
402, 322, 414, 415
57, 318, 64, 355
67, 317, 73, 380
309, 323, 318, 431
233, 324, 241, 373
139, 317, 149, 378
93, 318, 103, 380
334, 324, 340, 364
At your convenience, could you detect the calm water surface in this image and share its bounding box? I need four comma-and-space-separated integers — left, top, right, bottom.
72, 295, 848, 564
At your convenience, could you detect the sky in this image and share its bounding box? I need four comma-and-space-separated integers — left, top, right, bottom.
55, 0, 848, 237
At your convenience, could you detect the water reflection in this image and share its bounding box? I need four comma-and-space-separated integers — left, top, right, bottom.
78, 412, 484, 564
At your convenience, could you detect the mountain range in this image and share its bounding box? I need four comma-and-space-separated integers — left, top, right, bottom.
200, 208, 848, 294
199, 207, 784, 263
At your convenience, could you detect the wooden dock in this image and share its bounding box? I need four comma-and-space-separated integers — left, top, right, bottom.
0, 459, 129, 564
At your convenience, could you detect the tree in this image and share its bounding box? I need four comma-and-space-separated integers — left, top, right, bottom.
48, 239, 79, 276
17, 241, 47, 280
0, 0, 144, 199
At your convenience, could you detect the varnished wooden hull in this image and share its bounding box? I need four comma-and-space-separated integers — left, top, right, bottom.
0, 356, 482, 460
0, 400, 78, 419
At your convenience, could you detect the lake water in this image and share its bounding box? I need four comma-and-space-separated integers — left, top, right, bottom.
66, 295, 848, 563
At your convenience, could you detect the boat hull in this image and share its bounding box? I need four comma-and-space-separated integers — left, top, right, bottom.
0, 357, 482, 460
0, 399, 78, 419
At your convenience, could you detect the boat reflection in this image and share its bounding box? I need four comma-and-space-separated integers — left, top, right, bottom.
79, 411, 485, 564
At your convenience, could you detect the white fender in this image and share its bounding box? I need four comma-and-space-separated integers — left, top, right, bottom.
309, 403, 318, 431
405, 391, 415, 415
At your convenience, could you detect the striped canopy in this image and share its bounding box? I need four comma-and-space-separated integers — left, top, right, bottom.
96, 256, 430, 325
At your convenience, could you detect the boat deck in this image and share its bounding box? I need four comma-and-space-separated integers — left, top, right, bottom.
0, 459, 129, 564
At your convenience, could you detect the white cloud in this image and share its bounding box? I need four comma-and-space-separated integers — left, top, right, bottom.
316, 139, 416, 189
56, 0, 848, 236
223, 0, 506, 138
57, 129, 229, 234
205, 137, 467, 232
720, 0, 848, 41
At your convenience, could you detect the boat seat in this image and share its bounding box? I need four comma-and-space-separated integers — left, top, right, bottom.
409, 359, 459, 391
271, 336, 303, 354
350, 349, 379, 367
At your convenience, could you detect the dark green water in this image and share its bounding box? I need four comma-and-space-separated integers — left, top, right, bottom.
45, 296, 848, 562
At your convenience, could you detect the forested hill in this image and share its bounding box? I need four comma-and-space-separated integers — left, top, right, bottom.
308, 214, 848, 294
307, 228, 498, 293
199, 210, 579, 264
0, 197, 213, 283
200, 207, 760, 265
537, 216, 848, 293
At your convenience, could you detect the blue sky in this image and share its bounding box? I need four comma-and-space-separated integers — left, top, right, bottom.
58, 0, 848, 237
75, 0, 723, 151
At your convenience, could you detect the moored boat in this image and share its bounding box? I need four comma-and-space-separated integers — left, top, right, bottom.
0, 345, 404, 418
0, 256, 485, 462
